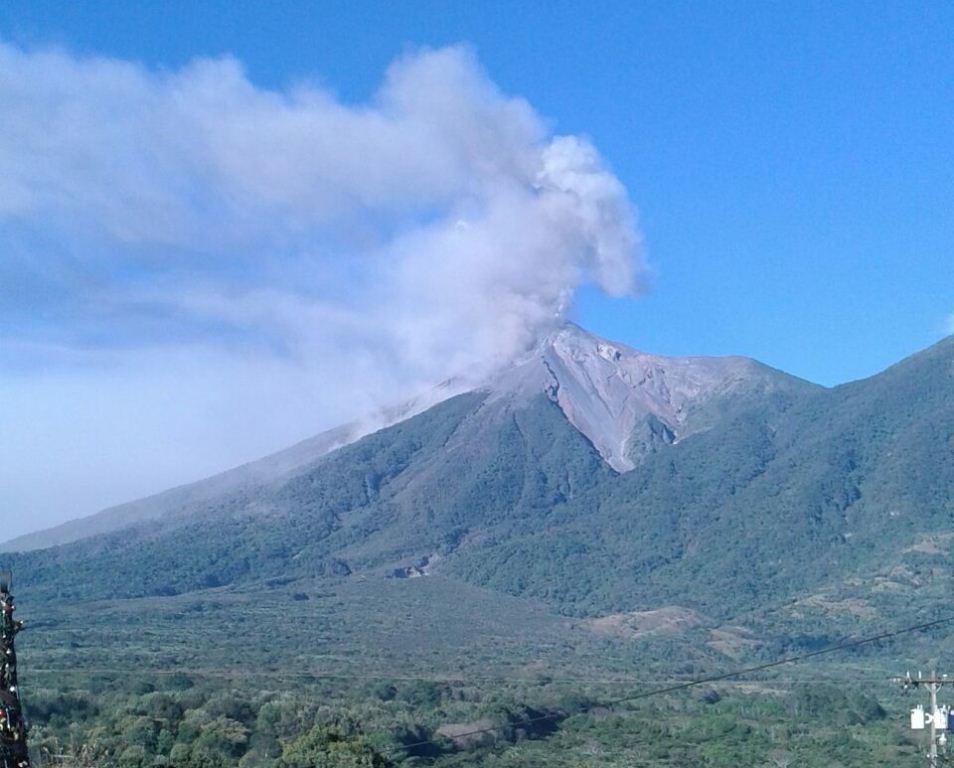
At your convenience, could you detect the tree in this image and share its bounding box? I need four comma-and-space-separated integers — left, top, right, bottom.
280, 725, 393, 768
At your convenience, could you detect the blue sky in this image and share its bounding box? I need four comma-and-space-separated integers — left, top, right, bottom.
4, 0, 952, 384
1, 2, 952, 537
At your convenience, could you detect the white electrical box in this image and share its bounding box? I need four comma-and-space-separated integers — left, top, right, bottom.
912, 705, 926, 730
934, 708, 949, 731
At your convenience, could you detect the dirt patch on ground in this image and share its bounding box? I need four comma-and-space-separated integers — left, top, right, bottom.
903, 533, 954, 557
788, 594, 877, 619
707, 626, 761, 658
437, 719, 499, 749
581, 606, 706, 639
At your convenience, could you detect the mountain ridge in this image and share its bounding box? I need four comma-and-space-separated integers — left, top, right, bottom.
4, 324, 808, 552
5, 328, 953, 636
6, 327, 954, 642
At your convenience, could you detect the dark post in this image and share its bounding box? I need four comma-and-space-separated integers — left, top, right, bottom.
0, 571, 30, 768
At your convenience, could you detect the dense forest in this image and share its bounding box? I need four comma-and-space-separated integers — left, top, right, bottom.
23, 672, 916, 768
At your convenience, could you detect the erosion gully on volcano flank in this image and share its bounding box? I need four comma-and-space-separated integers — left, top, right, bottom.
488, 323, 815, 472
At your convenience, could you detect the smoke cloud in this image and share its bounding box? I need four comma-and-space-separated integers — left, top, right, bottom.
0, 42, 645, 538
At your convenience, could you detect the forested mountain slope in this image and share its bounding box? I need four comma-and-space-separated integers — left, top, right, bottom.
6, 331, 954, 629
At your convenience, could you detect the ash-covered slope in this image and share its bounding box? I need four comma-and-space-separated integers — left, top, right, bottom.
1, 382, 461, 553
499, 324, 816, 470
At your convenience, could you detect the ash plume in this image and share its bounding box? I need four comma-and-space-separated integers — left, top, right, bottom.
0, 42, 646, 537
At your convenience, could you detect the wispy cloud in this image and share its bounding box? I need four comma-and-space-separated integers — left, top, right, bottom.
0, 41, 645, 536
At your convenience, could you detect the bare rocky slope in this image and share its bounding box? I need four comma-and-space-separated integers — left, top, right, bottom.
495, 323, 816, 470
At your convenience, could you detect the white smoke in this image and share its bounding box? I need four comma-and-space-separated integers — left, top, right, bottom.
0, 42, 645, 537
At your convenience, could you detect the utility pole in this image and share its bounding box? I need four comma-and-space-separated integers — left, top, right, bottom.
0, 570, 30, 768
896, 671, 950, 768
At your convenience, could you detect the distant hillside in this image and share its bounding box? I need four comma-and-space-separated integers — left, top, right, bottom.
3, 329, 954, 636
5, 329, 954, 639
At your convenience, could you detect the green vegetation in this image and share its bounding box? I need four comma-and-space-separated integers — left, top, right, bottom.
13, 570, 954, 767
20, 667, 926, 767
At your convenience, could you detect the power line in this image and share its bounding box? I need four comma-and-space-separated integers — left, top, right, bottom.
384, 612, 954, 758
